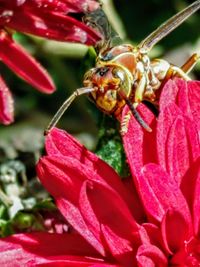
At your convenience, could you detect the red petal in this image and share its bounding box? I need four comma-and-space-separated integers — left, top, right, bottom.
181, 157, 200, 235
37, 155, 122, 203
32, 0, 100, 13
79, 180, 139, 243
44, 128, 139, 217
159, 79, 179, 111
8, 8, 101, 45
191, 158, 200, 235
137, 163, 191, 225
122, 104, 157, 179
56, 198, 106, 256
101, 225, 136, 267
37, 155, 140, 257
39, 262, 120, 267
123, 79, 200, 186
0, 32, 55, 93
186, 80, 200, 131
160, 78, 200, 131
143, 223, 164, 252
136, 244, 167, 267
0, 232, 105, 266
157, 103, 199, 185
0, 76, 14, 124
161, 209, 191, 254
122, 177, 146, 224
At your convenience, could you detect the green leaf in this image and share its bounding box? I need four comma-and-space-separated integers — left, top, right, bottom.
95, 116, 129, 177
0, 219, 14, 237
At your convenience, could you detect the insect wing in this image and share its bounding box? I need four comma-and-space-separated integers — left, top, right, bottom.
138, 0, 200, 52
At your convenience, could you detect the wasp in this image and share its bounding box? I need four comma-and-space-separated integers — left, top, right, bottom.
45, 0, 200, 135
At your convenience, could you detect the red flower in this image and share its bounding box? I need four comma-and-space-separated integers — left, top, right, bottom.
0, 0, 100, 44
122, 78, 200, 265
123, 78, 200, 186
0, 76, 14, 124
0, 78, 199, 266
0, 0, 101, 124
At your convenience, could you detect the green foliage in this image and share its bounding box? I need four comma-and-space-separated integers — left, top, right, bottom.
95, 115, 129, 177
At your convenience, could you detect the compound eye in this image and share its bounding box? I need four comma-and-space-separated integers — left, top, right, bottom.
96, 67, 109, 77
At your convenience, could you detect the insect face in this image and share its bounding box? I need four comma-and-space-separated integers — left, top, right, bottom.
83, 65, 133, 114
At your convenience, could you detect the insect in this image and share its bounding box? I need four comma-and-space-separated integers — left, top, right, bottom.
45, 0, 200, 135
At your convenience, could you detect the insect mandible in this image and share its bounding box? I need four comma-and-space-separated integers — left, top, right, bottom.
45, 0, 200, 135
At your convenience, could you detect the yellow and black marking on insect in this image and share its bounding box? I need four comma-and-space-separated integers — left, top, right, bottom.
45, 0, 200, 135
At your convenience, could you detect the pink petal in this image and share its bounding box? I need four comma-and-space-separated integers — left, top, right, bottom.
160, 78, 200, 132
186, 80, 200, 131
122, 104, 157, 179
191, 158, 200, 235
27, 0, 99, 14
0, 76, 14, 124
37, 155, 126, 204
44, 128, 140, 217
181, 157, 200, 235
0, 232, 105, 266
0, 31, 55, 93
157, 103, 199, 185
122, 177, 146, 224
161, 209, 191, 254
142, 223, 164, 252
123, 79, 200, 187
159, 79, 179, 111
136, 244, 167, 267
79, 180, 139, 244
37, 155, 140, 257
37, 156, 83, 201
8, 8, 101, 45
56, 198, 106, 256
137, 163, 191, 226
101, 224, 136, 267
39, 262, 120, 267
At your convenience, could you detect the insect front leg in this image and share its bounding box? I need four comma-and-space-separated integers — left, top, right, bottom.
181, 53, 200, 74
120, 71, 145, 135
119, 92, 152, 135
120, 110, 132, 136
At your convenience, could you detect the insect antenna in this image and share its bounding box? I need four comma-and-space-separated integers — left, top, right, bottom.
119, 91, 152, 132
44, 87, 95, 135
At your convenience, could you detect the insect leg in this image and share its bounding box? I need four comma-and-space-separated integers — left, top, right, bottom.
44, 87, 95, 135
120, 110, 131, 135
119, 91, 152, 134
181, 53, 200, 74
170, 66, 191, 80
134, 74, 147, 103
